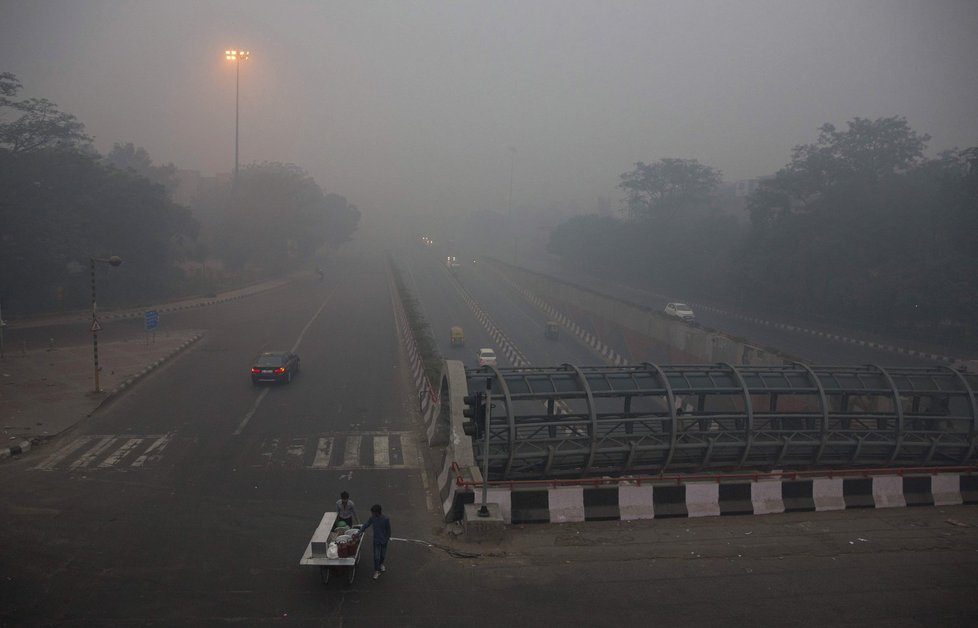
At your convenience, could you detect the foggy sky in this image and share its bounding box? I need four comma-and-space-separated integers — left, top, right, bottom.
2, 0, 977, 220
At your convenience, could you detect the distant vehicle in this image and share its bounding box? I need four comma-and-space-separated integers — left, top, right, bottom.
477, 348, 497, 367
446, 255, 460, 270
545, 321, 560, 340
251, 351, 300, 385
664, 302, 695, 322
450, 326, 465, 347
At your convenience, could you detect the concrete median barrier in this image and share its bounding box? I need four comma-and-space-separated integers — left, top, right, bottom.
750, 480, 785, 515
618, 485, 654, 520
932, 474, 963, 506
685, 483, 720, 518
872, 476, 906, 508
813, 477, 846, 511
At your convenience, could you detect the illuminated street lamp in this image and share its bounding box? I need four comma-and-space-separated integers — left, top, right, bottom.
90, 256, 122, 393
224, 48, 250, 182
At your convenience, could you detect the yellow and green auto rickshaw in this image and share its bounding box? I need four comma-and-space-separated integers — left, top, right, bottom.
545, 321, 559, 340
450, 326, 465, 347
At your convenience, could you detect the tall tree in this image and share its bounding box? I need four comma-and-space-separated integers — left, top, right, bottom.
216, 162, 360, 273
738, 116, 975, 338
0, 72, 91, 152
618, 158, 721, 222
104, 142, 179, 193
322, 193, 361, 246
749, 116, 930, 225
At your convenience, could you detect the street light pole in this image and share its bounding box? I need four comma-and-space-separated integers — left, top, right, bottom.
508, 146, 517, 261
90, 256, 122, 393
225, 49, 250, 183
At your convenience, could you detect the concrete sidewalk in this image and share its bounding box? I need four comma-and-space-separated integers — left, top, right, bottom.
0, 330, 203, 457
0, 273, 304, 459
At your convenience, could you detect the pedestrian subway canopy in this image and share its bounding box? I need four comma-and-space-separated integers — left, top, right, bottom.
458, 363, 978, 480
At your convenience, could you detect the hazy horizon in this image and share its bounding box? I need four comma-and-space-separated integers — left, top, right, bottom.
2, 0, 976, 218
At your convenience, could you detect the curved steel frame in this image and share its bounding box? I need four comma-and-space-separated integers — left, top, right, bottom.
464, 363, 978, 480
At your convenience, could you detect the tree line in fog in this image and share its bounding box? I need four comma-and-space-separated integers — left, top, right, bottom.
0, 73, 360, 316
548, 117, 977, 348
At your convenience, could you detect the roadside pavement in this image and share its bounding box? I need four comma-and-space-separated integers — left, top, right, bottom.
0, 275, 299, 458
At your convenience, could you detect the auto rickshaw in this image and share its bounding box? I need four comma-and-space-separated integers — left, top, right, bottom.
545, 321, 559, 340
450, 326, 465, 347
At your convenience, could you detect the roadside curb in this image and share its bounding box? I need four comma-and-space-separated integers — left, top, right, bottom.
0, 439, 32, 459
0, 332, 204, 459
91, 333, 204, 414
4, 275, 298, 331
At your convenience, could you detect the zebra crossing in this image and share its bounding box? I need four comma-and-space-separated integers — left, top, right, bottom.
254, 431, 421, 470
34, 433, 174, 471
31, 431, 421, 472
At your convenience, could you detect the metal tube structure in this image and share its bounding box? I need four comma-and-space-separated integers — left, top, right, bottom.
463, 363, 978, 480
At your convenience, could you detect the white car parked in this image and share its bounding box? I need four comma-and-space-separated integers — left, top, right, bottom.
477, 348, 497, 366
664, 302, 695, 322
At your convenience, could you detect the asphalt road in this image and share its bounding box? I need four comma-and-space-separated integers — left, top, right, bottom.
2, 234, 977, 627
510, 254, 962, 366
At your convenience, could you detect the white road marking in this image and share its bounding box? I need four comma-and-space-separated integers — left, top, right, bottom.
35, 436, 94, 470
70, 437, 117, 469
131, 434, 172, 467
400, 435, 419, 471
311, 437, 334, 468
287, 438, 306, 464
234, 387, 269, 436
373, 436, 390, 467
342, 435, 361, 467
99, 438, 143, 468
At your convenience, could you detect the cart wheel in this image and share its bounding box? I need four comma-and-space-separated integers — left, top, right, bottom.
320, 566, 330, 585
347, 564, 357, 585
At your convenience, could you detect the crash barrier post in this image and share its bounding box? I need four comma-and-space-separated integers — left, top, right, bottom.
813, 477, 846, 511
619, 485, 655, 520
931, 474, 963, 506
685, 482, 720, 518
872, 476, 907, 508
548, 486, 585, 523
487, 488, 513, 523
750, 479, 785, 515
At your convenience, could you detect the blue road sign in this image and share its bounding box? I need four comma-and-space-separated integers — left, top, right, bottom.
144, 310, 160, 331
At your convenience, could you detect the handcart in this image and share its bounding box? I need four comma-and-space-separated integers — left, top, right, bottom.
299, 512, 364, 586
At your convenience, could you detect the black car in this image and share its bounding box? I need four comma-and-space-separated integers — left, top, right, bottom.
251, 351, 300, 384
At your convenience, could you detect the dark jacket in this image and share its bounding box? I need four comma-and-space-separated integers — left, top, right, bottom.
363, 514, 391, 544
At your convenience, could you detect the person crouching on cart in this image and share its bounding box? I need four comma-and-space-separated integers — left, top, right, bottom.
336, 491, 359, 528
363, 504, 391, 580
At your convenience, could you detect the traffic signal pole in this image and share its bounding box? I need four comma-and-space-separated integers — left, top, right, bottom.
478, 375, 492, 517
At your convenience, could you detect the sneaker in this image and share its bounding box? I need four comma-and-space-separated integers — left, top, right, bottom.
373, 571, 380, 580
380, 565, 386, 572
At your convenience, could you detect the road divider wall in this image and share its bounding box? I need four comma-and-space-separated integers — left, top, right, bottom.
388, 260, 482, 520
448, 472, 977, 524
